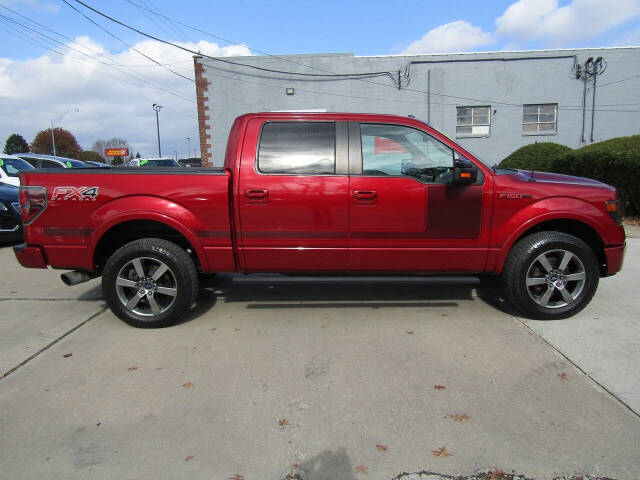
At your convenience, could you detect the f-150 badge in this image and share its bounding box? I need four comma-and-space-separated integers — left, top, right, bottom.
51, 186, 99, 201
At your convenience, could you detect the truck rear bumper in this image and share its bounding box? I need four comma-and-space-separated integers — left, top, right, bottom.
13, 243, 47, 269
604, 243, 626, 276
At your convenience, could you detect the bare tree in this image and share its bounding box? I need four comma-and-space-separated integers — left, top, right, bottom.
91, 138, 133, 165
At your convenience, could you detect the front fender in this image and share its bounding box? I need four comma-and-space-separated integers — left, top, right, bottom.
88, 195, 209, 271
492, 197, 613, 273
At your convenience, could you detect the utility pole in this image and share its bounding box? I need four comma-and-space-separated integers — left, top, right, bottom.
186, 137, 191, 157
50, 108, 79, 155
152, 103, 163, 157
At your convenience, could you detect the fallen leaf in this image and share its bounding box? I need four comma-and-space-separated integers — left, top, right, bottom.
432, 446, 453, 458
127, 366, 138, 372
434, 384, 446, 390
406, 330, 415, 335
278, 418, 289, 427
447, 413, 470, 422
234, 328, 241, 331
355, 465, 368, 474
185, 456, 194, 462
228, 475, 244, 480
557, 373, 568, 380
63, 353, 72, 358
376, 444, 388, 451
210, 328, 217, 331
182, 382, 193, 389
441, 313, 448, 317
489, 469, 507, 480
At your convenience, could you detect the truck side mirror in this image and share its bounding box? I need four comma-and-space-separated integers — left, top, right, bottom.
453, 158, 478, 185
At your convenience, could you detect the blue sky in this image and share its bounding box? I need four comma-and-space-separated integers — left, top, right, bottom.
1, 0, 639, 157
2, 0, 639, 59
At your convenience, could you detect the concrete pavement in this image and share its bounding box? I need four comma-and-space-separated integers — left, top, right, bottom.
1, 236, 639, 480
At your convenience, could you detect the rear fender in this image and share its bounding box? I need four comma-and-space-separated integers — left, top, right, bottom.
88, 195, 208, 271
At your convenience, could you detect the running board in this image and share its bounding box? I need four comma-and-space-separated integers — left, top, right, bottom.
233, 275, 480, 285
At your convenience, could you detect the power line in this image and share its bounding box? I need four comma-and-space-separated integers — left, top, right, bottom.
123, 0, 402, 84
132, 0, 191, 43
61, 0, 195, 83
598, 72, 640, 87
76, 0, 398, 83
0, 9, 195, 103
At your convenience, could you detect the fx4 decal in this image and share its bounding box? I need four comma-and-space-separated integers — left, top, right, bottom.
51, 186, 99, 202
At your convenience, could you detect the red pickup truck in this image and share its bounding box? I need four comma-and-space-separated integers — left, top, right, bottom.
15, 112, 625, 327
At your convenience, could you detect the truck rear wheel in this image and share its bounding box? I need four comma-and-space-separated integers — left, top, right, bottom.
502, 231, 599, 320
102, 238, 198, 328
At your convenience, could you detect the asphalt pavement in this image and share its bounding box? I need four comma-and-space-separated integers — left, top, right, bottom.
1, 229, 639, 480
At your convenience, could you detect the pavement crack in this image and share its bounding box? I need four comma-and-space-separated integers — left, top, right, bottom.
513, 314, 640, 420
0, 306, 107, 381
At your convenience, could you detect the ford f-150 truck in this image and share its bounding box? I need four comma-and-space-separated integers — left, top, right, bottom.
14, 112, 626, 327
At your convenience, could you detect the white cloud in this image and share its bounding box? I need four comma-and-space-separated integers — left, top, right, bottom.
496, 0, 640, 45
0, 38, 251, 158
402, 21, 495, 54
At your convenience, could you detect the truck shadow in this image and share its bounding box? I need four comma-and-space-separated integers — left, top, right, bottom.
195, 274, 515, 315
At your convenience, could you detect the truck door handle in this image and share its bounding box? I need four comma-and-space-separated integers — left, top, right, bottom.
352, 190, 377, 204
244, 189, 269, 203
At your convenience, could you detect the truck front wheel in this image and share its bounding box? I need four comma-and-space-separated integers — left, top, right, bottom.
502, 231, 599, 319
102, 238, 199, 328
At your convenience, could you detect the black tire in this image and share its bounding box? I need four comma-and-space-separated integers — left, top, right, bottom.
102, 238, 198, 328
502, 231, 599, 320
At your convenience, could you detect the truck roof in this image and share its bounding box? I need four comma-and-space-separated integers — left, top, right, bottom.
237, 112, 425, 123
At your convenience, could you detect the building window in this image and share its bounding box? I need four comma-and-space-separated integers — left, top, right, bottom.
523, 104, 557, 134
456, 106, 491, 137
257, 122, 335, 174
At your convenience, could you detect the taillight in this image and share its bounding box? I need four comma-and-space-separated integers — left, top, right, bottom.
19, 186, 47, 225
605, 199, 622, 226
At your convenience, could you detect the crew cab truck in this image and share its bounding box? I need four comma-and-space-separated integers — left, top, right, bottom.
14, 112, 626, 328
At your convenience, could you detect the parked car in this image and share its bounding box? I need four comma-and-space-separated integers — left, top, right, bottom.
0, 181, 22, 244
17, 153, 89, 169
0, 154, 35, 186
128, 157, 180, 168
84, 161, 110, 168
14, 112, 626, 328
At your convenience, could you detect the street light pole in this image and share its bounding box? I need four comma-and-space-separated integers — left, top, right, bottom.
152, 103, 163, 157
186, 137, 191, 158
50, 107, 79, 156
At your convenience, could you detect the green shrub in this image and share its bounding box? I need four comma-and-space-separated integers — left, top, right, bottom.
498, 142, 573, 172
550, 136, 640, 215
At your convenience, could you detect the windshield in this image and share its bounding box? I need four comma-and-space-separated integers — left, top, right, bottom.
0, 157, 35, 177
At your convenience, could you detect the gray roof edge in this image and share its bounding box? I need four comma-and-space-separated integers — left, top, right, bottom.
201, 52, 354, 61
358, 46, 640, 59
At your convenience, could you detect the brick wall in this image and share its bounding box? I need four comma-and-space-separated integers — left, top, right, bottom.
193, 56, 213, 167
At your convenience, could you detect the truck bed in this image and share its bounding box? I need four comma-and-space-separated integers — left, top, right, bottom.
19, 168, 233, 273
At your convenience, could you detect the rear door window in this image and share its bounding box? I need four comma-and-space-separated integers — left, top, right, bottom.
258, 122, 335, 175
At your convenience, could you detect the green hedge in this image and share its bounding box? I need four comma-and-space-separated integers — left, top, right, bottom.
550, 137, 640, 215
498, 142, 573, 172
498, 136, 640, 215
